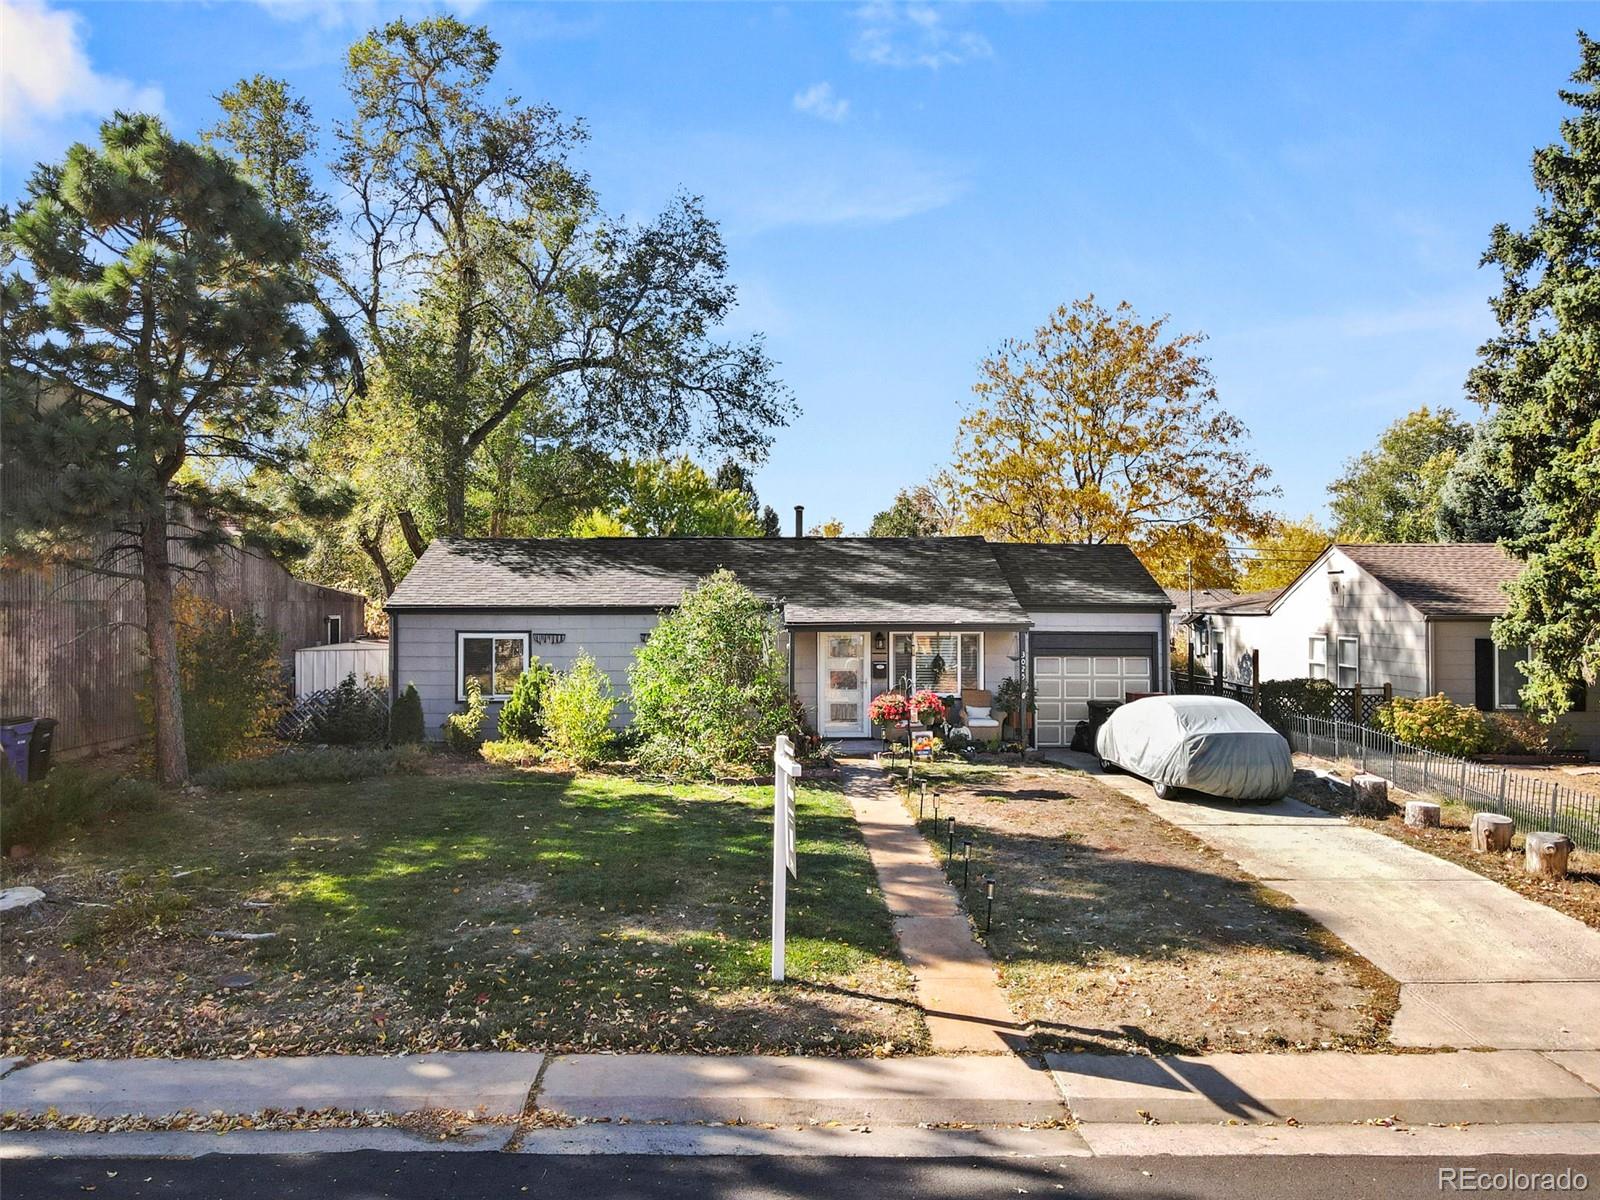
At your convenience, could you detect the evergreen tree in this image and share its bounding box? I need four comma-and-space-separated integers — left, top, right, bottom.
1434, 414, 1536, 543
2, 114, 317, 784
1468, 32, 1600, 717
390, 682, 426, 745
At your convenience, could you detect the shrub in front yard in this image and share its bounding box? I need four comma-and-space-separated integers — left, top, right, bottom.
140, 590, 282, 769
278, 673, 390, 745
1484, 711, 1572, 754
480, 738, 543, 766
544, 652, 617, 767
1259, 677, 1336, 729
197, 745, 429, 789
1374, 693, 1491, 756
630, 570, 792, 777
441, 680, 488, 754
389, 682, 425, 745
497, 661, 554, 742
1, 765, 160, 853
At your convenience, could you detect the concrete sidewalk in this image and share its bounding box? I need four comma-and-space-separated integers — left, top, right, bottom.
843, 764, 1023, 1054
1043, 750, 1600, 1050
7, 1049, 1600, 1131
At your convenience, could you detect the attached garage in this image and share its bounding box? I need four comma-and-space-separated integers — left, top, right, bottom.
1030, 632, 1157, 748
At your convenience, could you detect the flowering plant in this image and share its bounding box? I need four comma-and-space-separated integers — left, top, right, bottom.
869, 691, 910, 724
907, 689, 948, 724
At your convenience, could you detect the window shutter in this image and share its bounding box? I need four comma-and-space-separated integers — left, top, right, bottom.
1473, 639, 1494, 711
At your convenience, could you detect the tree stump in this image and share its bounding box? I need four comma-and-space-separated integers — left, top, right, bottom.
1350, 773, 1391, 816
1524, 832, 1573, 880
1470, 812, 1514, 853
1404, 801, 1441, 829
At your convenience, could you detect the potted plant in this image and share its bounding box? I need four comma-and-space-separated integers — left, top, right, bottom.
869, 691, 910, 742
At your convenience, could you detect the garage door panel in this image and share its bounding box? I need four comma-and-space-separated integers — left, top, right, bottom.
1033, 639, 1159, 746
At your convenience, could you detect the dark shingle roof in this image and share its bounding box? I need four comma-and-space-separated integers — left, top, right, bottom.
386, 537, 1030, 626
990, 542, 1173, 610
1337, 543, 1522, 618
386, 536, 1170, 624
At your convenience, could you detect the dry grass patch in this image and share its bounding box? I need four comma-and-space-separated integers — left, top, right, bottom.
886, 760, 1396, 1055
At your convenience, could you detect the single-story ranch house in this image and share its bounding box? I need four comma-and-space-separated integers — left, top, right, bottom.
383, 536, 1173, 747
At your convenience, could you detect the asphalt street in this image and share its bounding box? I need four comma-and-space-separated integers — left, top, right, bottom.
4, 1153, 1599, 1200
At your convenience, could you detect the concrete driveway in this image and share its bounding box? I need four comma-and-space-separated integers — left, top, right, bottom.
1042, 750, 1600, 1050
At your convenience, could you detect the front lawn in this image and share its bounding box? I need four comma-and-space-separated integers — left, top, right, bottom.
885, 759, 1397, 1055
1, 765, 923, 1059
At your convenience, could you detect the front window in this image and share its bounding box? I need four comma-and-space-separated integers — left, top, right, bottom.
1336, 636, 1359, 688
891, 632, 982, 694
1308, 636, 1328, 680
325, 615, 342, 645
457, 632, 529, 701
1495, 645, 1529, 710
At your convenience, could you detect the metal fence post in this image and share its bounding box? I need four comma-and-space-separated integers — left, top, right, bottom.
1551, 785, 1560, 831
1497, 768, 1507, 815
1333, 721, 1340, 761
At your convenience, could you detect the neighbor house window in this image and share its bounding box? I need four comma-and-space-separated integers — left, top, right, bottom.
1308, 636, 1328, 680
891, 632, 983, 693
324, 615, 342, 645
457, 632, 529, 701
1495, 645, 1529, 710
1336, 636, 1359, 687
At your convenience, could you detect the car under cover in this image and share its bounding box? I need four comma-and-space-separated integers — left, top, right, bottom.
1095, 695, 1293, 801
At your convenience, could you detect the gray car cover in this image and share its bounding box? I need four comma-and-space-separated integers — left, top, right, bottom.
1094, 695, 1293, 800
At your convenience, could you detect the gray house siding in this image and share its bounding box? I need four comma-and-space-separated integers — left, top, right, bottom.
393, 610, 660, 739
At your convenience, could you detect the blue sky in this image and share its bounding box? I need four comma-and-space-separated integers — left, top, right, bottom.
1, 1, 1584, 532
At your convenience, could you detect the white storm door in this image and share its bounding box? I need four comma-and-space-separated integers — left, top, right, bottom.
819, 633, 868, 736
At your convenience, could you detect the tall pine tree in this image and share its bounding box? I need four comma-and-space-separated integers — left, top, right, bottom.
2, 114, 318, 783
1468, 32, 1600, 717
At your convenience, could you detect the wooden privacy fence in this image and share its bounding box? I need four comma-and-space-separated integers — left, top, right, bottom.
1292, 715, 1599, 852
0, 539, 365, 757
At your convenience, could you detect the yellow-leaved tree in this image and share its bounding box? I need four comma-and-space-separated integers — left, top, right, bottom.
1235, 515, 1333, 591
946, 296, 1275, 587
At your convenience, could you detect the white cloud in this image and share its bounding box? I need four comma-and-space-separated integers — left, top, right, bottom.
852, 1, 992, 69
683, 133, 967, 234
792, 82, 850, 123
0, 0, 163, 146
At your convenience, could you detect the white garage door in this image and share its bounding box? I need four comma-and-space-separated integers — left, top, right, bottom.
1033, 654, 1152, 748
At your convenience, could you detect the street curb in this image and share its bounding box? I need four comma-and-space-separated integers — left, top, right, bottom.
535, 1054, 1067, 1125
1048, 1050, 1600, 1126
0, 1124, 517, 1159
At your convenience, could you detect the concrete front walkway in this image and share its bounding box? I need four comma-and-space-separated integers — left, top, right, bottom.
841, 764, 1024, 1054
1043, 750, 1600, 1049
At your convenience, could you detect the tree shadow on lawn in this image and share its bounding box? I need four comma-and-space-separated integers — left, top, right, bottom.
240, 769, 919, 1052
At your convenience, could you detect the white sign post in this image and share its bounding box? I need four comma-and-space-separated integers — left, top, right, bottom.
771, 734, 802, 981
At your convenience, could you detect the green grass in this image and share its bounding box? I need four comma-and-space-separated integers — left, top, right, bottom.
1, 768, 923, 1058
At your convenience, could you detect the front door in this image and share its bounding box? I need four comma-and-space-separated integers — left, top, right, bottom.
819, 632, 868, 737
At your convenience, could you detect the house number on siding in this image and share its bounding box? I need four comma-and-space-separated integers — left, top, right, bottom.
530, 633, 567, 645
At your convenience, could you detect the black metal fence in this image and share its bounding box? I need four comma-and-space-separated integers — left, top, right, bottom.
1171, 667, 1255, 707
1291, 716, 1599, 851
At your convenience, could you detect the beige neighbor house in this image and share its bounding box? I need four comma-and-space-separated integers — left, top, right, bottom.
382, 535, 1174, 747
1183, 543, 1597, 758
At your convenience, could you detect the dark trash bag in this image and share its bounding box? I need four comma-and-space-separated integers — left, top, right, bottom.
27, 718, 58, 781
1069, 720, 1091, 752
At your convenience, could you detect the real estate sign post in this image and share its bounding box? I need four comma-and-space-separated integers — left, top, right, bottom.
771, 734, 802, 981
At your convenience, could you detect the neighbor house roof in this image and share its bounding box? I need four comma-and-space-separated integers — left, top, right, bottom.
386, 536, 1169, 625
1336, 543, 1522, 618
991, 543, 1174, 610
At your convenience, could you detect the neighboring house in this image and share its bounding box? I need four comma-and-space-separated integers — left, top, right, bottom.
382, 536, 1173, 747
1166, 586, 1281, 680
1195, 543, 1596, 756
